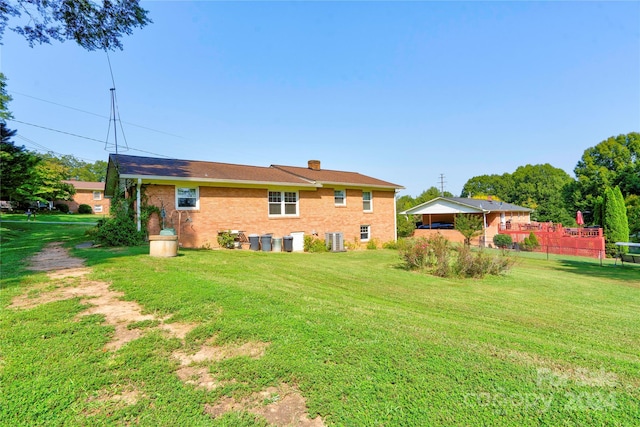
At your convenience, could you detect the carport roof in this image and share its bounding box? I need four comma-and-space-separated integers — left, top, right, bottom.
400, 197, 532, 215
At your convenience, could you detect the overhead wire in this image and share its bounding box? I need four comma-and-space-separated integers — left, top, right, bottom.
7, 118, 171, 158
9, 90, 186, 139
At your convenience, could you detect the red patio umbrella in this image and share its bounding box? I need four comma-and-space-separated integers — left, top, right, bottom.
576, 210, 584, 226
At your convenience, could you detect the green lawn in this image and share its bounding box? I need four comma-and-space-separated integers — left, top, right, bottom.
1, 222, 639, 426
0, 212, 103, 223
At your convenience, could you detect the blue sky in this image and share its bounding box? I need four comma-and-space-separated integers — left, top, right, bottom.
2, 1, 639, 198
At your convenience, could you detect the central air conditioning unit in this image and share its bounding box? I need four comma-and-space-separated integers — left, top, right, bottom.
325, 232, 345, 252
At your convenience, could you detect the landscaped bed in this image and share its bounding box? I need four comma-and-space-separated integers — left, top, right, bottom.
1, 222, 638, 426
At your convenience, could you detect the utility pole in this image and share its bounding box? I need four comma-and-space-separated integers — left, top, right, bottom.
439, 173, 446, 196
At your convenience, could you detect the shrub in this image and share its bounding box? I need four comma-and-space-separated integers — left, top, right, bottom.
399, 234, 450, 274
454, 245, 515, 278
54, 203, 70, 213
493, 234, 513, 248
216, 230, 235, 249
90, 194, 145, 246
382, 240, 400, 250
78, 204, 92, 214
521, 232, 540, 251
399, 237, 433, 270
366, 239, 379, 250
304, 235, 328, 253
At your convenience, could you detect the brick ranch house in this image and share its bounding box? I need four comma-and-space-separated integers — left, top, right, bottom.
104, 154, 404, 249
58, 180, 110, 215
400, 197, 532, 246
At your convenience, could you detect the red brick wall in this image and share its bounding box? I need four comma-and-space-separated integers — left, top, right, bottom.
141, 184, 397, 249
57, 189, 110, 215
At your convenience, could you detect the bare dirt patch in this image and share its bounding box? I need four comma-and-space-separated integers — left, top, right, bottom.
26, 242, 86, 271
10, 242, 198, 350
204, 383, 325, 427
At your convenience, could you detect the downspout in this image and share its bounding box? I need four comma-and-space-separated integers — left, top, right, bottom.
394, 189, 398, 241
136, 179, 141, 232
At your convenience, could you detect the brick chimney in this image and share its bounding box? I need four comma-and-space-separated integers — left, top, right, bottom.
308, 160, 321, 170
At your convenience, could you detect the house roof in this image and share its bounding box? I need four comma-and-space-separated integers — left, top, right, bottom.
105, 154, 403, 196
271, 165, 403, 189
400, 197, 533, 215
62, 180, 105, 191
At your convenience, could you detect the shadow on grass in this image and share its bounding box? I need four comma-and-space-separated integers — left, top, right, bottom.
553, 259, 640, 284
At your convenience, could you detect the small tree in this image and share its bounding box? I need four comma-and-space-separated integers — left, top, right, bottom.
454, 214, 484, 246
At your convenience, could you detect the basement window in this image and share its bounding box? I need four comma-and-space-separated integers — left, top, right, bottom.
360, 225, 370, 241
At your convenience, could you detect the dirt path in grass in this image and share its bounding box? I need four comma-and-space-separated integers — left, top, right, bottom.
10, 242, 326, 426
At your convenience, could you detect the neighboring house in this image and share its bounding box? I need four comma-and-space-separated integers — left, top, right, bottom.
58, 180, 110, 215
104, 154, 403, 249
400, 197, 532, 246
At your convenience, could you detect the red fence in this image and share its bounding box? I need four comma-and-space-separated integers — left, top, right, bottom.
498, 222, 605, 259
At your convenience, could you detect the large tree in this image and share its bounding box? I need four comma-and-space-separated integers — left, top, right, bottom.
460, 173, 513, 200
508, 164, 575, 224
42, 153, 107, 182
0, 73, 12, 121
573, 132, 639, 231
1, 0, 151, 51
15, 157, 75, 204
0, 124, 40, 202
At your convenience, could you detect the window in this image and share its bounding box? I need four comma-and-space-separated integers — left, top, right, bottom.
93, 191, 102, 200
94, 205, 103, 213
360, 225, 370, 241
334, 189, 346, 206
362, 191, 372, 212
269, 191, 298, 216
176, 187, 199, 210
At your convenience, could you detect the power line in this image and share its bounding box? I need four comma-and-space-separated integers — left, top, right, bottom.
9, 90, 187, 139
7, 118, 171, 158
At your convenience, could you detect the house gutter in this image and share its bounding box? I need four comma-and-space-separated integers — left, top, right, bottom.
136, 178, 141, 232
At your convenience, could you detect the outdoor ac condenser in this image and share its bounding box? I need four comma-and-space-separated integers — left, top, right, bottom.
325, 232, 345, 252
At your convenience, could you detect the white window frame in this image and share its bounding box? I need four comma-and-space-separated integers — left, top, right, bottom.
334, 189, 346, 206
176, 186, 199, 210
94, 205, 103, 213
268, 190, 299, 217
93, 191, 102, 201
362, 191, 372, 212
360, 225, 370, 242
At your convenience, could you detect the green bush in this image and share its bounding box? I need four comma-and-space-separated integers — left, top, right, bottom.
520, 232, 540, 251
78, 204, 92, 214
399, 234, 451, 275
366, 239, 379, 250
304, 235, 328, 253
382, 240, 400, 250
492, 234, 513, 248
90, 195, 145, 246
216, 230, 235, 249
54, 203, 70, 213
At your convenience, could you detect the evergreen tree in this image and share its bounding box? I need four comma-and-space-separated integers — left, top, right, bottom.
603, 186, 629, 256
